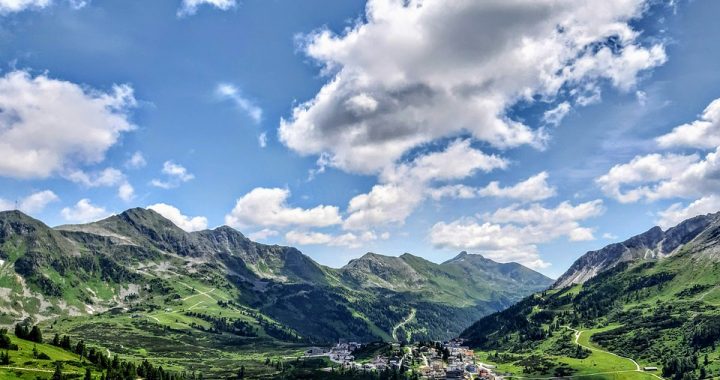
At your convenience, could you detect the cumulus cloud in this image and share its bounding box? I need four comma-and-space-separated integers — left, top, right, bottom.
597, 149, 720, 204
125, 152, 147, 169
225, 187, 342, 229
428, 172, 556, 202
0, 0, 50, 13
0, 70, 136, 179
285, 230, 377, 249
61, 199, 109, 223
258, 132, 268, 148
216, 83, 262, 123
343, 139, 506, 230
279, 0, 666, 175
430, 200, 604, 268
178, 0, 235, 16
0, 190, 59, 214
151, 161, 194, 189
543, 102, 571, 126
66, 168, 134, 202
67, 168, 124, 187
657, 98, 720, 149
118, 183, 135, 202
147, 203, 208, 232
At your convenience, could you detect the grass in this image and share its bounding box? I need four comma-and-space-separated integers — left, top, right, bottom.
0, 334, 98, 379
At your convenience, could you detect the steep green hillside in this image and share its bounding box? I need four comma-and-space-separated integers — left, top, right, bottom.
461, 212, 720, 379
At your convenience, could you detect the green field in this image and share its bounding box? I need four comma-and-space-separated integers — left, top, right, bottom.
0, 335, 93, 379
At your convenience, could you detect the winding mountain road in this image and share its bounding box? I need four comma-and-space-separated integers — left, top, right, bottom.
391, 308, 416, 341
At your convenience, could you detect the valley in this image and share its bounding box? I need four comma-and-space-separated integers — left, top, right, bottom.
0, 208, 551, 378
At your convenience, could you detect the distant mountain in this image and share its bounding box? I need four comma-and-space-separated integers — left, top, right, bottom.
0, 208, 551, 344
459, 211, 720, 378
554, 212, 719, 288
339, 251, 552, 307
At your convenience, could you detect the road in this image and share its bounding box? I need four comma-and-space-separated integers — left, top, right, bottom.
391, 308, 416, 341
504, 327, 664, 379
566, 326, 640, 371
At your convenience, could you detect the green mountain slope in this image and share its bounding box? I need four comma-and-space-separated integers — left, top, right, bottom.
460, 212, 720, 379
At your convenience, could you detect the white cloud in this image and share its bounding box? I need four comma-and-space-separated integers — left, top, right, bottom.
597, 148, 720, 204
178, 0, 235, 16
125, 152, 146, 169
430, 200, 604, 268
118, 182, 135, 202
542, 102, 571, 126
429, 172, 556, 202
67, 168, 125, 187
216, 83, 262, 123
656, 98, 720, 149
225, 187, 342, 229
478, 172, 557, 201
427, 184, 479, 200
657, 195, 720, 230
0, 0, 50, 13
147, 203, 208, 232
285, 230, 377, 249
343, 183, 424, 231
599, 98, 720, 228
248, 228, 278, 241
0, 70, 136, 179
61, 199, 109, 223
0, 190, 59, 214
596, 153, 700, 203
279, 0, 666, 175
343, 139, 506, 230
258, 132, 267, 148
602, 232, 618, 240
66, 167, 134, 202
380, 139, 508, 184
151, 161, 194, 189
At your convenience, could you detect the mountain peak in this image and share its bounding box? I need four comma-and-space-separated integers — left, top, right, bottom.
0, 209, 52, 233
554, 210, 720, 288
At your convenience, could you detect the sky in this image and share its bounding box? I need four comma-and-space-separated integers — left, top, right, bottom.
1, 0, 719, 278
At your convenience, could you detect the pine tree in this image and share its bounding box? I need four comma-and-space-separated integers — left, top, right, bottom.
237, 365, 245, 379
14, 324, 27, 339
0, 351, 10, 365
52, 362, 63, 380
52, 333, 60, 346
29, 326, 42, 343
84, 368, 92, 380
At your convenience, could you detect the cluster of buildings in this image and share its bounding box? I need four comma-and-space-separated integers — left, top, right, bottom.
305, 339, 499, 379
417, 339, 497, 379
305, 341, 362, 365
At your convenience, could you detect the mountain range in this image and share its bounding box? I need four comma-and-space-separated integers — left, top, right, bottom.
0, 207, 551, 344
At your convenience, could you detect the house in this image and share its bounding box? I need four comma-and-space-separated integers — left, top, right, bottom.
643, 366, 658, 371
445, 369, 465, 379
306, 347, 326, 355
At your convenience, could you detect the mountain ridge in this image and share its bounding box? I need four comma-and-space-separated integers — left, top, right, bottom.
554, 212, 720, 288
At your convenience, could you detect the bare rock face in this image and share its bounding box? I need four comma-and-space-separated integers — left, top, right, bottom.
554, 212, 720, 288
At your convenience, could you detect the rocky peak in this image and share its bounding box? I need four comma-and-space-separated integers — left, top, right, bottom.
554, 211, 720, 289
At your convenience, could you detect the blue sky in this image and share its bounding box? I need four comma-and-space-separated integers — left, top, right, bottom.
1, 0, 719, 278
